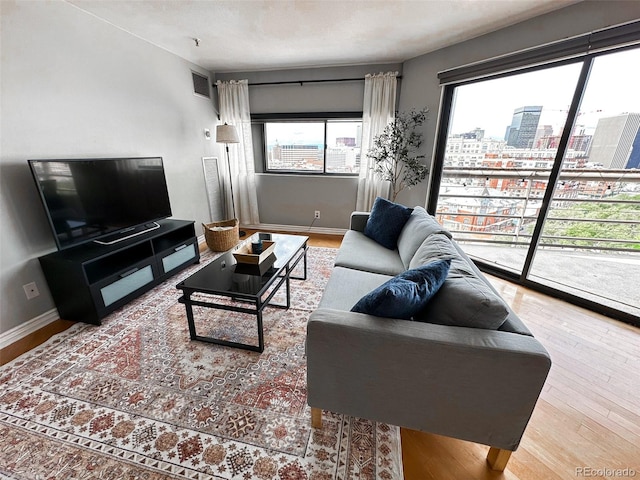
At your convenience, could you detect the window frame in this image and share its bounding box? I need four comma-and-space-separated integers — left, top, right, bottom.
251, 112, 363, 176
428, 42, 640, 326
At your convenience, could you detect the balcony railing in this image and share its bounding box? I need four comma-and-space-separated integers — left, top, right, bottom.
436, 167, 640, 320
437, 167, 640, 253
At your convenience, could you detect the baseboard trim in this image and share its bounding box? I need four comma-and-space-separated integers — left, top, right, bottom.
0, 308, 60, 350
241, 223, 347, 236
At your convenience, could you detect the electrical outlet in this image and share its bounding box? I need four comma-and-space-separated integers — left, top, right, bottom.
23, 282, 40, 300
314, 210, 320, 219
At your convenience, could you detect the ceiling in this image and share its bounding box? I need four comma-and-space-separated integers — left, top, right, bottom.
67, 0, 580, 73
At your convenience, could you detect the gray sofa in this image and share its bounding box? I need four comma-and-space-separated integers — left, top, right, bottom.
306, 206, 551, 471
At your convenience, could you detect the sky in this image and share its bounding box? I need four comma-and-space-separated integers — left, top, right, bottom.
265, 121, 361, 148
449, 47, 640, 139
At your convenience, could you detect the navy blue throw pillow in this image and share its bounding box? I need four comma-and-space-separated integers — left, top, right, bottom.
364, 197, 413, 249
351, 259, 451, 319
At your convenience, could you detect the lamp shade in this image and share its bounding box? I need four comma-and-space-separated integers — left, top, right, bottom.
216, 123, 239, 144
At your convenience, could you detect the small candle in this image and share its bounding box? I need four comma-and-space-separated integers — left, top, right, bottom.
251, 239, 263, 254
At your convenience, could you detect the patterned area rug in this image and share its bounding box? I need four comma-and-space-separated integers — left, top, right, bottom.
0, 246, 403, 480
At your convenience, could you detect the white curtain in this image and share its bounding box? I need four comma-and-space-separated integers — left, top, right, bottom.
355, 71, 398, 211
216, 79, 260, 225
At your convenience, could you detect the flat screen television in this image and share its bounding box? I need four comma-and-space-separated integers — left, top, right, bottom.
28, 157, 172, 251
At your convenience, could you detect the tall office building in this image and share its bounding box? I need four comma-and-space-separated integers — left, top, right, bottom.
630, 128, 640, 169
588, 113, 640, 169
505, 106, 543, 149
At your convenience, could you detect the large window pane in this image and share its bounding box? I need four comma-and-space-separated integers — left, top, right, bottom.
326, 121, 361, 173
529, 48, 640, 317
265, 122, 324, 172
436, 63, 582, 273
264, 119, 362, 174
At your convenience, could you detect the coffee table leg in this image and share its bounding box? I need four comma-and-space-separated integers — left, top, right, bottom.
285, 274, 291, 309
289, 244, 308, 281
186, 297, 265, 352
302, 245, 307, 280
257, 309, 265, 352
184, 294, 197, 340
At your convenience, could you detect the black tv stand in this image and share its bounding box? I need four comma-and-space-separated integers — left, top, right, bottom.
39, 219, 199, 325
93, 221, 161, 245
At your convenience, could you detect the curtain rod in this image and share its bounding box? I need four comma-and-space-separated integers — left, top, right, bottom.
213, 75, 402, 88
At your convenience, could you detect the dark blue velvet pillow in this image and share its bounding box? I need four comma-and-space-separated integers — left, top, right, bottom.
364, 197, 413, 249
351, 259, 451, 319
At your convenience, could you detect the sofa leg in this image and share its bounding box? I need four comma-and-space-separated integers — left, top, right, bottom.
311, 407, 323, 428
487, 447, 512, 471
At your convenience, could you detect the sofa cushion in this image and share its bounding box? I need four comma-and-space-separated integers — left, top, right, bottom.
364, 197, 413, 249
409, 234, 510, 330
351, 260, 451, 319
335, 230, 406, 276
319, 266, 393, 311
397, 207, 452, 269
409, 233, 459, 269
415, 271, 510, 330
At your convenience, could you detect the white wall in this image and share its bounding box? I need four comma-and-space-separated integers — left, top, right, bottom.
218, 65, 401, 114
255, 175, 358, 230
0, 0, 220, 334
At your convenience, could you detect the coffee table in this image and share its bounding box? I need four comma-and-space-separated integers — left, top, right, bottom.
176, 233, 308, 352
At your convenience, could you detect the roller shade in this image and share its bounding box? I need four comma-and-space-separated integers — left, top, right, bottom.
438, 19, 640, 85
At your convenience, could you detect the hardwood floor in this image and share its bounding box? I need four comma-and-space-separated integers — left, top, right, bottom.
238, 229, 344, 249
0, 318, 75, 366
3, 232, 639, 479
401, 277, 640, 480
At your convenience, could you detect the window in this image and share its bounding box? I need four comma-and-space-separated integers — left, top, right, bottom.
430, 44, 640, 324
263, 119, 362, 174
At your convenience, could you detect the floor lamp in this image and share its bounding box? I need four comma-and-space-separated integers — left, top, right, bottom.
216, 123, 245, 236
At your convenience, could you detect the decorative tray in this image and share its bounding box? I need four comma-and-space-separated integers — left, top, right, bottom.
233, 241, 276, 264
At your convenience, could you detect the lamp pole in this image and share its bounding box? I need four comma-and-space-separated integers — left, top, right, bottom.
216, 123, 244, 236
224, 143, 237, 219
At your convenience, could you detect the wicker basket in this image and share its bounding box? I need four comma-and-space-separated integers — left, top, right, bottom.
203, 219, 240, 251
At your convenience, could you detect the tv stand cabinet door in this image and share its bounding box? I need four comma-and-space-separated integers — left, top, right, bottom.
157, 239, 199, 277
89, 260, 158, 318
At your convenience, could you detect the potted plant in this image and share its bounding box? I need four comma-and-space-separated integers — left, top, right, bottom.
368, 108, 429, 201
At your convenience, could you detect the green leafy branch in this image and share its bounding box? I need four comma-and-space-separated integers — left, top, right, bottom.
368, 108, 429, 201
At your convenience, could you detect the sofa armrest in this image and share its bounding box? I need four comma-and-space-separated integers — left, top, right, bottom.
349, 211, 370, 232
306, 308, 551, 451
